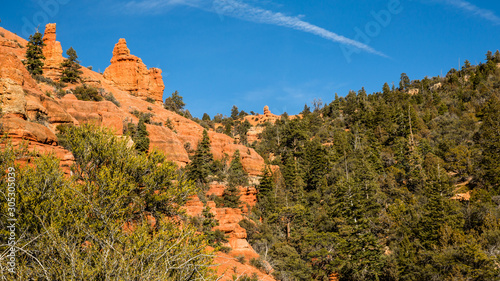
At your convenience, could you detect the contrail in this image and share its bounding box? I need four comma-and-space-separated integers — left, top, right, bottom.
212, 0, 387, 57
437, 0, 500, 25
123, 0, 387, 57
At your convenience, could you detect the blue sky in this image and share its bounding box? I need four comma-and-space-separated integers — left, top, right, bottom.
2, 0, 500, 117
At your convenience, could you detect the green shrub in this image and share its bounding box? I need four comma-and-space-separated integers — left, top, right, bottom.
103, 91, 120, 107
73, 85, 102, 101
236, 255, 246, 264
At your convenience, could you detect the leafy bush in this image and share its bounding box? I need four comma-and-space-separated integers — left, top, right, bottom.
1, 125, 215, 280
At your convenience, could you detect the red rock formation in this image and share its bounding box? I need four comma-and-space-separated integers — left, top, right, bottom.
58, 97, 124, 134
42, 23, 64, 81
103, 39, 164, 103
243, 106, 301, 143
213, 249, 276, 281
2, 116, 57, 145
0, 78, 26, 118
0, 51, 36, 88
206, 184, 257, 213
0, 27, 28, 58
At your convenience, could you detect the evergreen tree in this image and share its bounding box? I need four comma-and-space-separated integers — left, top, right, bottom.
301, 103, 311, 115
476, 94, 500, 193
134, 116, 150, 153
201, 206, 228, 247
222, 185, 241, 208
230, 105, 239, 120
304, 139, 329, 191
382, 82, 391, 95
227, 150, 248, 187
164, 91, 185, 114
202, 113, 211, 121
186, 130, 214, 184
258, 166, 274, 199
399, 72, 410, 91
60, 47, 82, 83
23, 30, 45, 75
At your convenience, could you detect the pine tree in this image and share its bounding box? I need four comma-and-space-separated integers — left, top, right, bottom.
230, 105, 239, 120
186, 130, 214, 184
23, 30, 45, 75
201, 206, 228, 247
227, 150, 248, 187
476, 94, 500, 193
258, 166, 274, 198
202, 113, 211, 121
134, 116, 150, 153
222, 185, 241, 208
60, 47, 82, 83
399, 73, 410, 91
164, 91, 185, 114
304, 139, 329, 191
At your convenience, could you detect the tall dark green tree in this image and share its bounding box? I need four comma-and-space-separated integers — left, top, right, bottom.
202, 113, 211, 121
304, 139, 329, 191
186, 130, 214, 184
134, 116, 150, 153
399, 73, 410, 91
222, 185, 241, 208
258, 166, 274, 199
60, 47, 82, 83
23, 30, 45, 75
227, 150, 248, 187
230, 105, 239, 120
476, 94, 500, 193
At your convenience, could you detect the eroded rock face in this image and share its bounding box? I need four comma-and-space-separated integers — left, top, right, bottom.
0, 51, 35, 88
184, 184, 261, 260
2, 116, 57, 145
42, 23, 64, 81
58, 98, 124, 134
103, 39, 164, 103
0, 78, 26, 118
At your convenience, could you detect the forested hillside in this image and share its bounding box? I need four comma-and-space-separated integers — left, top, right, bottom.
200, 51, 500, 280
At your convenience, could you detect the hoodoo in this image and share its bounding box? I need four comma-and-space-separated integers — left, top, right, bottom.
103, 38, 164, 103
41, 23, 64, 81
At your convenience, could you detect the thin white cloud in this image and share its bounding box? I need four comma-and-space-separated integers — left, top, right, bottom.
123, 0, 202, 13
123, 0, 386, 57
438, 0, 500, 24
212, 0, 386, 57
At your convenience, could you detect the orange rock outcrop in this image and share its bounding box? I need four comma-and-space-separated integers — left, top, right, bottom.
103, 39, 164, 103
184, 183, 261, 261
243, 106, 301, 143
42, 23, 64, 81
